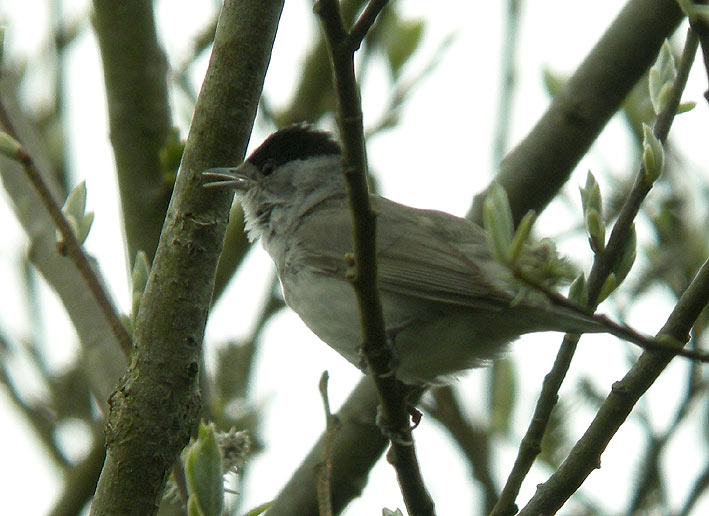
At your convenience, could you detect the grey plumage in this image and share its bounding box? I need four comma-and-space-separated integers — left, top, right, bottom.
204, 125, 605, 384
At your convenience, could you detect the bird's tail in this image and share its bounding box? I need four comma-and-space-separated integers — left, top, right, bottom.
545, 305, 706, 362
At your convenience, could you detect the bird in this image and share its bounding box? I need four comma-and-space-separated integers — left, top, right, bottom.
202, 123, 615, 385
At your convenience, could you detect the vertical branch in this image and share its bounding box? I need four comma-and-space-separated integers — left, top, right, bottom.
314, 1, 435, 514
93, 0, 173, 264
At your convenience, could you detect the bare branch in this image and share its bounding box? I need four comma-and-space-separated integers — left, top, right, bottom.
315, 0, 435, 514
0, 107, 132, 357
347, 0, 389, 50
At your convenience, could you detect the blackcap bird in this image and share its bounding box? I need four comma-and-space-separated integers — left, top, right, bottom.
203, 124, 610, 385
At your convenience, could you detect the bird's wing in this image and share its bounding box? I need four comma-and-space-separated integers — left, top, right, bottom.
373, 197, 514, 308
289, 195, 515, 310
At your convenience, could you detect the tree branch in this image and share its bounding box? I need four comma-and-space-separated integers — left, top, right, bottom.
0, 104, 132, 358
0, 89, 126, 404
93, 0, 174, 265
518, 254, 709, 515
266, 378, 386, 516
88, 1, 285, 514
492, 27, 700, 516
469, 0, 684, 226
347, 0, 389, 50
315, 1, 435, 514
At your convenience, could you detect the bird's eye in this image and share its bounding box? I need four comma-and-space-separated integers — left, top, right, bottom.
262, 160, 276, 176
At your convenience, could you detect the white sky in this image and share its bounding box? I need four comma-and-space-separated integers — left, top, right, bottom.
1, 0, 709, 515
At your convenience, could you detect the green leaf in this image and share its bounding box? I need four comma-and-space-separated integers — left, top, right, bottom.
76, 211, 94, 245
579, 171, 602, 215
0, 131, 22, 160
489, 359, 517, 436
642, 123, 664, 183
676, 101, 696, 114
186, 423, 224, 516
386, 19, 424, 77
614, 225, 637, 284
597, 273, 617, 303
187, 496, 202, 516
648, 40, 676, 115
242, 502, 273, 516
568, 273, 588, 306
542, 68, 567, 98
580, 172, 605, 253
509, 210, 536, 263
483, 182, 514, 264
59, 181, 94, 245
584, 208, 605, 254
131, 251, 151, 325
62, 181, 87, 222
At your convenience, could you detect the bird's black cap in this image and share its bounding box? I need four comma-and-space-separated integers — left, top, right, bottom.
247, 124, 341, 171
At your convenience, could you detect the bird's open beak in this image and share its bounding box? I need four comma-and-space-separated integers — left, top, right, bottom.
202, 163, 254, 190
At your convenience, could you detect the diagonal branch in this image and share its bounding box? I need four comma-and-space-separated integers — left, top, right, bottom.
469, 0, 685, 226
518, 253, 709, 515
347, 0, 389, 50
492, 27, 700, 516
0, 108, 132, 358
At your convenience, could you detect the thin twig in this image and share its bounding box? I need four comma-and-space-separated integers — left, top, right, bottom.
512, 270, 709, 362
314, 1, 435, 515
587, 30, 698, 301
685, 5, 709, 103
316, 372, 340, 516
347, 0, 389, 50
492, 28, 701, 516
0, 99, 132, 357
518, 253, 709, 515
514, 29, 705, 515
627, 355, 707, 513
